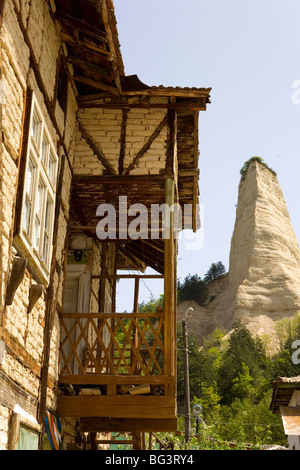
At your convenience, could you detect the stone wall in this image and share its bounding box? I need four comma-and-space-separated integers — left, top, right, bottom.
0, 0, 78, 449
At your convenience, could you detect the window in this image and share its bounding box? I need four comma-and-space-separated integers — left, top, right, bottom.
16, 93, 58, 283
18, 424, 39, 450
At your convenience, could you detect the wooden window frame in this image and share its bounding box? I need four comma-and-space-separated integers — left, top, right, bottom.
8, 410, 41, 450
14, 92, 58, 284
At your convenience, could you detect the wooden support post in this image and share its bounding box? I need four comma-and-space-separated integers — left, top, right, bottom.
164, 178, 176, 379
38, 151, 66, 448
132, 276, 140, 374
132, 432, 144, 450
8, 412, 20, 450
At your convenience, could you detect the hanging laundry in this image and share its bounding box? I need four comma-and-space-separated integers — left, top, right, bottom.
45, 410, 63, 450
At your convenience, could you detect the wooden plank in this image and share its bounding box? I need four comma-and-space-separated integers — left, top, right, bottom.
99, 0, 123, 93
57, 395, 176, 418
118, 109, 128, 174
96, 439, 134, 445
166, 109, 177, 180
80, 417, 178, 433
8, 412, 20, 450
61, 31, 112, 58
54, 10, 108, 42
0, 371, 39, 418
164, 178, 176, 377
38, 151, 67, 434
122, 87, 211, 99
79, 98, 208, 111
60, 312, 164, 319
72, 173, 165, 183
91, 274, 164, 279
73, 74, 119, 95
66, 55, 113, 81
59, 374, 175, 386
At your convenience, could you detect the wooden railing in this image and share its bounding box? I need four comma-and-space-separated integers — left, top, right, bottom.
60, 312, 164, 378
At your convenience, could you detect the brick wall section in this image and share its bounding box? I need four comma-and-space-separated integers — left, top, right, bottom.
75, 98, 168, 176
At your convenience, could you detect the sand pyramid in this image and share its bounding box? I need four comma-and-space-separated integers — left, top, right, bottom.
229, 159, 300, 323
178, 159, 300, 350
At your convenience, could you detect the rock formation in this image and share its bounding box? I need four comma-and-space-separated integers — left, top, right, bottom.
178, 159, 300, 353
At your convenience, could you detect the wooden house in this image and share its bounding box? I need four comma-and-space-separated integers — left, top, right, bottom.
0, 0, 210, 449
270, 376, 300, 450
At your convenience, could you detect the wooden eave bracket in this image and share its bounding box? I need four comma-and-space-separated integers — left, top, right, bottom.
5, 257, 27, 306
28, 284, 44, 314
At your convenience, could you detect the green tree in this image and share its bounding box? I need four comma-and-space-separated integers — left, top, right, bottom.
204, 262, 226, 283
177, 274, 208, 305
138, 294, 164, 313
231, 362, 255, 400
217, 321, 270, 404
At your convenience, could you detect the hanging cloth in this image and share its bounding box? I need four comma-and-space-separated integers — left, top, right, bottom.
45, 410, 63, 450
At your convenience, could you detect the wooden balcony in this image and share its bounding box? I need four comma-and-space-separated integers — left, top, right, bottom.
57, 310, 177, 432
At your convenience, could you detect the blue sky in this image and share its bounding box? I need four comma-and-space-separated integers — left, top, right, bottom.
113, 0, 300, 310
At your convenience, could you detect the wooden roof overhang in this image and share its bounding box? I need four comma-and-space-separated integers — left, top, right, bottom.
54, 0, 211, 273
270, 376, 300, 414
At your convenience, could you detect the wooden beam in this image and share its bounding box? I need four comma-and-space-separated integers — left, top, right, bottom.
38, 151, 66, 440
66, 55, 114, 82
78, 122, 116, 175
60, 312, 164, 319
0, 371, 39, 419
72, 174, 165, 183
123, 87, 212, 99
91, 274, 164, 279
59, 374, 175, 386
163, 178, 176, 377
72, 74, 119, 95
119, 109, 128, 174
8, 412, 20, 450
96, 439, 134, 445
99, 0, 123, 93
165, 109, 177, 178
123, 115, 168, 175
78, 97, 208, 111
57, 395, 176, 419
80, 417, 178, 433
60, 31, 112, 58
54, 10, 108, 42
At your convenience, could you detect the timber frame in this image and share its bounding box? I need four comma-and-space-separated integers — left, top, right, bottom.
0, 0, 210, 450
53, 0, 210, 441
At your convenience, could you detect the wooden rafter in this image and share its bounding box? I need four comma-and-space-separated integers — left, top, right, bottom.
60, 31, 113, 58
98, 0, 123, 93
54, 9, 108, 42
118, 109, 128, 175
123, 114, 168, 175
73, 74, 118, 95
78, 122, 116, 175
66, 55, 114, 82
78, 96, 208, 111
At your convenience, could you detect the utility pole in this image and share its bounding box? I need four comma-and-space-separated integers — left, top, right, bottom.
182, 307, 193, 444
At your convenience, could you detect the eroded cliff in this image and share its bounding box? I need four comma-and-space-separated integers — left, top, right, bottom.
178, 160, 300, 352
